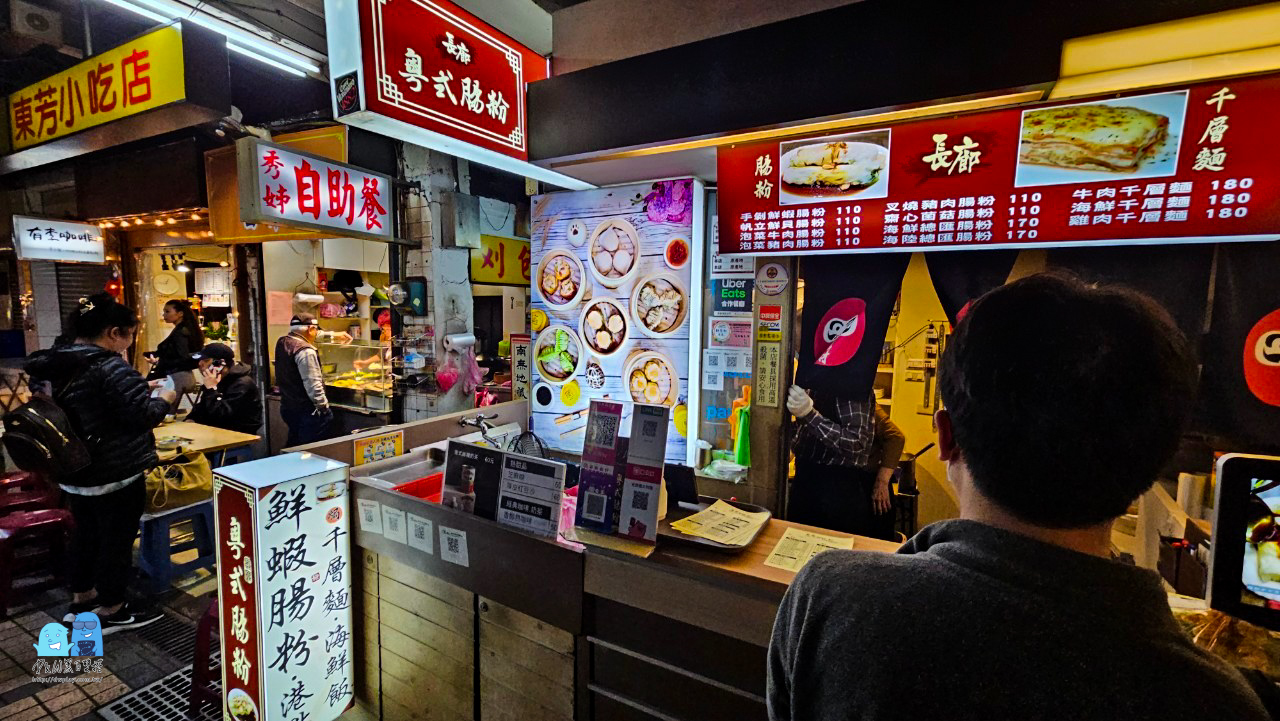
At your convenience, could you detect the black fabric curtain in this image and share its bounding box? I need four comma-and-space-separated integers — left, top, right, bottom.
924, 250, 1020, 324
797, 253, 910, 408
1197, 241, 1280, 452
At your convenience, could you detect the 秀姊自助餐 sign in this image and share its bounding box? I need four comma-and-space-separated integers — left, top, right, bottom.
236, 137, 393, 242
11, 216, 104, 264
718, 73, 1280, 256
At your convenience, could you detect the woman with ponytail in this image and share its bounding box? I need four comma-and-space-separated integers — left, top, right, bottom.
146, 299, 204, 394
26, 293, 173, 632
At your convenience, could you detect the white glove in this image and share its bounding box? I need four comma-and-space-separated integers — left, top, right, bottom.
787, 385, 814, 418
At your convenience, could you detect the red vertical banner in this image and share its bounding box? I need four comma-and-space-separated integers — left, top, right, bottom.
215, 479, 263, 721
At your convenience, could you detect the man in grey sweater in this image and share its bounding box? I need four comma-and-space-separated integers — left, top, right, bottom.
768, 274, 1271, 721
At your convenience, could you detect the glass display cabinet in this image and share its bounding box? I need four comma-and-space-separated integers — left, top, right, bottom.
318, 340, 393, 413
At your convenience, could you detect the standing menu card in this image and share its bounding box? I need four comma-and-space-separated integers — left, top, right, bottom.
617, 404, 670, 542
574, 400, 626, 535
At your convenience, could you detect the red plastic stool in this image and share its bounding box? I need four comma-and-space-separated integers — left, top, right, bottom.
189, 599, 220, 718
0, 472, 57, 516
0, 508, 71, 617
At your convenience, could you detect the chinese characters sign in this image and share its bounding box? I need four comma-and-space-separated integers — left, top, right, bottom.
470, 235, 531, 285
215, 453, 354, 721
510, 333, 531, 402
719, 73, 1280, 256
11, 216, 104, 263
353, 431, 404, 466
237, 138, 392, 242
7, 25, 185, 151
355, 0, 546, 160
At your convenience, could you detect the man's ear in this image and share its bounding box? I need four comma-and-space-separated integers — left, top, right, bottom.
935, 409, 958, 462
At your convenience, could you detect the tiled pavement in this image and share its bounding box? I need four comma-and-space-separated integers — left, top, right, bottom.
0, 589, 213, 721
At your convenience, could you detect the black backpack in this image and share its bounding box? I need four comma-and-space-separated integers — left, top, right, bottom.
2, 357, 102, 480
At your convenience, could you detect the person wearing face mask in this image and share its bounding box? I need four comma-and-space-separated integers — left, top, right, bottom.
25, 293, 173, 633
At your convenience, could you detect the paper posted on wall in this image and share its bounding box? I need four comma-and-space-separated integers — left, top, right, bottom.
763, 527, 854, 572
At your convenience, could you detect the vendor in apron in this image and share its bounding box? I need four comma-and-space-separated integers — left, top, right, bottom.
786, 386, 906, 540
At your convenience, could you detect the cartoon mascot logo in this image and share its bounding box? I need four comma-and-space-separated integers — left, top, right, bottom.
815, 298, 867, 367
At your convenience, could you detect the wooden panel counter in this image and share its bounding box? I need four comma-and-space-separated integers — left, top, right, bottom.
581, 522, 899, 721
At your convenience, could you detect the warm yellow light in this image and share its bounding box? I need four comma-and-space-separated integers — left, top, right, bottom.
154, 219, 164, 227
191, 212, 202, 221
119, 219, 130, 227
219, 260, 229, 267
166, 218, 177, 225
103, 221, 115, 228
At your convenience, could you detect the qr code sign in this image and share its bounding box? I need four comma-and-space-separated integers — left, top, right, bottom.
447, 536, 459, 554
583, 491, 608, 522
632, 490, 650, 512
413, 525, 426, 540
589, 414, 619, 448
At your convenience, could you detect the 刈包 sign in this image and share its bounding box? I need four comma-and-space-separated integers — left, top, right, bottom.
470, 235, 531, 285
7, 25, 186, 151
237, 137, 393, 242
11, 215, 104, 263
719, 72, 1280, 256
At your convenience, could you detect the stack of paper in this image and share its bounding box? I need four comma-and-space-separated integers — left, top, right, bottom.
669, 500, 770, 547
763, 528, 855, 572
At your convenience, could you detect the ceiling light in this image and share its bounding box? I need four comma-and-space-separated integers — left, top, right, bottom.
191, 212, 202, 221
103, 221, 115, 228
98, 0, 322, 75
119, 219, 131, 227
177, 264, 190, 273
228, 43, 306, 78
219, 260, 229, 267
154, 219, 164, 226
166, 217, 177, 225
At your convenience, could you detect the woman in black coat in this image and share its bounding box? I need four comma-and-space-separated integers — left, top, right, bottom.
26, 293, 175, 631
146, 299, 204, 394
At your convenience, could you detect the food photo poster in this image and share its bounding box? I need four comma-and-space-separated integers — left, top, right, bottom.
529, 179, 705, 465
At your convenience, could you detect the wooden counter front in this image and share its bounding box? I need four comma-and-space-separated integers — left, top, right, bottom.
585, 520, 899, 646
581, 521, 899, 721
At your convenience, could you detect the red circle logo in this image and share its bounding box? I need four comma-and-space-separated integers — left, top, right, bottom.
1245, 307, 1280, 407
326, 507, 343, 524
814, 298, 867, 367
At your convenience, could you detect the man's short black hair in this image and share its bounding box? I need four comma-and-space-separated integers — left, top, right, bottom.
938, 273, 1196, 529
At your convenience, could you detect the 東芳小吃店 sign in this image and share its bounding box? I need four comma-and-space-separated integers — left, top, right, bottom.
236, 137, 393, 242
7, 25, 186, 152
11, 216, 104, 264
718, 73, 1280, 256
322, 0, 590, 189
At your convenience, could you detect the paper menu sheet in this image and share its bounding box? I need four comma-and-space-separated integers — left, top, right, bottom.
669, 500, 770, 547
763, 528, 855, 572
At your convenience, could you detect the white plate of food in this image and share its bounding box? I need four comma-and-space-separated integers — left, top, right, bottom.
1014, 90, 1187, 188
624, 351, 679, 406
227, 689, 258, 721
579, 297, 629, 358
588, 218, 641, 289
779, 140, 889, 204
534, 324, 585, 386
630, 272, 688, 338
536, 250, 586, 311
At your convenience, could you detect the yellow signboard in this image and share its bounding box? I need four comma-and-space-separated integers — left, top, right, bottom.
470, 235, 531, 286
8, 26, 186, 150
353, 430, 404, 467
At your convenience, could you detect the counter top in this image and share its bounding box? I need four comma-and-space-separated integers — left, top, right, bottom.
585, 519, 900, 647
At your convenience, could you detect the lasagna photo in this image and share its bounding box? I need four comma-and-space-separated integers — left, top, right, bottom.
1013, 90, 1186, 187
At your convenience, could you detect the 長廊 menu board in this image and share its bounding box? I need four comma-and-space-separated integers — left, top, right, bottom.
719, 73, 1280, 256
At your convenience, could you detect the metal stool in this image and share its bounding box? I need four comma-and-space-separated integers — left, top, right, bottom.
0, 508, 72, 617
137, 501, 216, 594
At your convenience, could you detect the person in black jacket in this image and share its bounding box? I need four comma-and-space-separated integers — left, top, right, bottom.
186, 343, 263, 436
26, 293, 174, 633
146, 299, 204, 394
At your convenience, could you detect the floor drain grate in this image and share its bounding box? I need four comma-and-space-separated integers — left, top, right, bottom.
132, 612, 200, 662
99, 665, 221, 721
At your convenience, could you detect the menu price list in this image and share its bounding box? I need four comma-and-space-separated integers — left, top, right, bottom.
718, 72, 1280, 256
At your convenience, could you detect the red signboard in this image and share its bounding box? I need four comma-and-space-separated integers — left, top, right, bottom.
718, 73, 1280, 256
357, 0, 547, 161
216, 479, 263, 720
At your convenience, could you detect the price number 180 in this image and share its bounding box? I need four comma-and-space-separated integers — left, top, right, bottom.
1207, 178, 1253, 219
